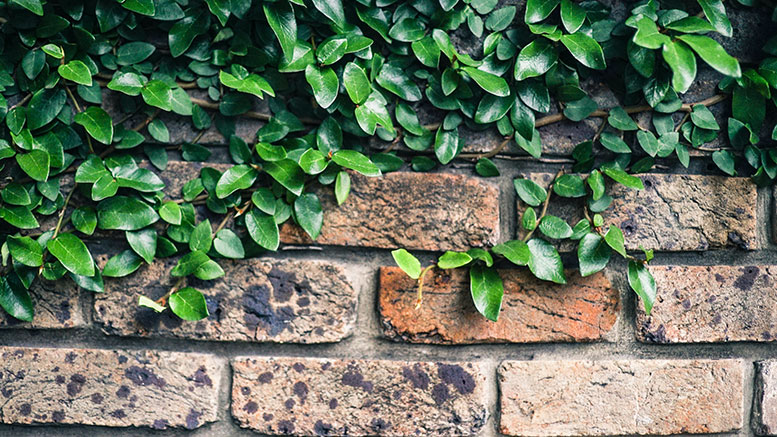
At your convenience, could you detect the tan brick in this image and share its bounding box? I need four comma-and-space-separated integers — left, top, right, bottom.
754, 361, 777, 435
231, 357, 488, 435
379, 266, 619, 344
637, 265, 777, 343
94, 258, 356, 343
281, 171, 501, 251
518, 173, 757, 251
0, 346, 223, 429
499, 359, 744, 436
0, 279, 86, 329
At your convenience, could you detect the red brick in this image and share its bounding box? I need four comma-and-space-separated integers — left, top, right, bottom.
231, 357, 488, 435
379, 267, 619, 344
499, 359, 744, 436
0, 279, 86, 329
0, 346, 223, 429
754, 360, 777, 435
637, 265, 777, 343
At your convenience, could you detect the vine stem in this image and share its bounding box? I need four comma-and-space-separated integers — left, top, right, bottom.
52, 188, 75, 239
522, 168, 565, 242
9, 93, 31, 110
415, 265, 435, 310
64, 85, 94, 153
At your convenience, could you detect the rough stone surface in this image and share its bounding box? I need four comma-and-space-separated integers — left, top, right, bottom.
0, 347, 223, 429
95, 258, 356, 343
518, 173, 757, 251
0, 279, 85, 329
754, 361, 777, 435
379, 267, 619, 344
499, 359, 745, 436
231, 357, 488, 436
637, 265, 777, 343
281, 171, 501, 251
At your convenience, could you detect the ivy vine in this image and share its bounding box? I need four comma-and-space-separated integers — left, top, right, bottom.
0, 0, 771, 323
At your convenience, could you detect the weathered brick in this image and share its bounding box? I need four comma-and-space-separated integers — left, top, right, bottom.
0, 346, 223, 429
281, 171, 501, 251
0, 279, 86, 329
379, 266, 619, 344
637, 265, 777, 343
231, 357, 488, 435
95, 258, 356, 343
499, 359, 744, 436
518, 173, 757, 251
754, 361, 777, 435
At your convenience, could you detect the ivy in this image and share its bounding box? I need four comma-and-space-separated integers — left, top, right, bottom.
0, 0, 765, 324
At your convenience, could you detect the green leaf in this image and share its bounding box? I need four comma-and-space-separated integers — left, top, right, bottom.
215, 164, 258, 198
525, 0, 560, 24
58, 60, 93, 86
561, 0, 586, 33
214, 229, 244, 259
485, 6, 516, 31
662, 40, 697, 93
376, 63, 422, 101
74, 107, 113, 145
608, 107, 638, 131
563, 97, 597, 122
633, 17, 670, 50
10, 0, 43, 15
539, 215, 573, 239
138, 296, 166, 312
553, 174, 586, 198
194, 260, 224, 280
7, 236, 43, 267
391, 249, 422, 279
335, 171, 351, 205
578, 233, 611, 277
16, 150, 49, 182
317, 118, 342, 155
691, 104, 720, 130
514, 178, 547, 206
171, 250, 210, 277
629, 260, 656, 315
107, 71, 145, 96
245, 209, 279, 250
560, 33, 606, 70
712, 149, 736, 175
475, 158, 500, 177
677, 34, 741, 78
72, 206, 97, 235
311, 0, 346, 29
587, 170, 605, 200
117, 41, 156, 65
492, 240, 530, 266
469, 264, 503, 322
332, 150, 381, 177
437, 251, 473, 269
0, 274, 34, 322
27, 88, 66, 130
305, 65, 339, 109
1, 206, 39, 229
527, 238, 566, 284
264, 160, 304, 196
97, 196, 159, 231
141, 80, 173, 111
604, 225, 628, 258
169, 287, 209, 320
412, 37, 440, 68
189, 220, 213, 253
70, 270, 104, 293
47, 233, 95, 277
121, 0, 155, 15
698, 0, 732, 37
127, 228, 157, 264
168, 10, 208, 57
434, 128, 460, 165
294, 193, 323, 240
159, 201, 182, 225
475, 94, 514, 124
102, 249, 144, 278
461, 67, 510, 97
602, 168, 644, 190
300, 149, 328, 175
343, 62, 371, 105
264, 1, 297, 61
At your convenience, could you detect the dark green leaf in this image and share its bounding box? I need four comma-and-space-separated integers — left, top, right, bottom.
169, 287, 209, 320
560, 33, 606, 70
245, 209, 279, 250
0, 274, 34, 322
7, 236, 43, 267
97, 196, 159, 231
47, 233, 95, 277
469, 264, 503, 322
578, 233, 611, 276
527, 238, 566, 284
74, 107, 113, 145
294, 193, 323, 240
629, 260, 656, 315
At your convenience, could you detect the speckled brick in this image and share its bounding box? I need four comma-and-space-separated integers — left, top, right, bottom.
94, 258, 356, 343
0, 279, 86, 329
517, 173, 757, 251
637, 265, 777, 343
280, 171, 501, 251
0, 346, 223, 429
379, 267, 619, 344
231, 357, 488, 435
499, 359, 744, 436
754, 361, 777, 435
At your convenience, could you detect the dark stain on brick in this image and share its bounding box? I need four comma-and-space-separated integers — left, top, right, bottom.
278, 420, 295, 434
52, 411, 65, 423
56, 302, 71, 323
110, 409, 126, 419
681, 299, 691, 310
294, 381, 309, 403
125, 366, 166, 388
1, 388, 11, 398
297, 297, 311, 307
431, 383, 450, 405
293, 362, 306, 373
285, 398, 295, 410
329, 398, 338, 409
241, 386, 251, 395
118, 355, 128, 364
55, 375, 65, 384
116, 385, 131, 398
402, 364, 430, 390
734, 266, 759, 291
243, 401, 259, 413
91, 393, 104, 404
64, 352, 77, 363
728, 232, 749, 250
19, 403, 31, 416
314, 419, 334, 435
67, 374, 86, 397
152, 419, 169, 430
642, 323, 668, 343
258, 372, 273, 383
268, 267, 298, 302
341, 366, 374, 392
263, 413, 274, 421
371, 418, 390, 432
192, 366, 212, 387
437, 363, 475, 394
243, 285, 295, 336
185, 409, 202, 429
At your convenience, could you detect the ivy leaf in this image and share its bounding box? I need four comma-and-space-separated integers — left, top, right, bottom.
1, 206, 39, 229
343, 62, 371, 105
127, 228, 157, 264
189, 220, 213, 254
539, 215, 573, 239
16, 150, 50, 181
168, 10, 208, 57
553, 174, 587, 198
141, 80, 173, 111
245, 210, 280, 250
335, 171, 351, 205
47, 233, 95, 277
607, 107, 639, 131
560, 33, 606, 70
437, 251, 473, 269
121, 0, 155, 15
525, 0, 560, 24
264, 159, 305, 196
10, 0, 43, 16
677, 34, 741, 78
461, 67, 510, 97
434, 128, 460, 165
391, 249, 422, 279
712, 149, 736, 175
74, 107, 114, 145
691, 104, 720, 130
514, 178, 547, 206
604, 225, 628, 258
117, 41, 156, 65
376, 63, 422, 101
294, 193, 323, 240
0, 274, 34, 322
97, 196, 159, 231
159, 201, 182, 225
697, 0, 732, 37
662, 40, 697, 93
215, 164, 258, 199
58, 60, 93, 86
214, 229, 244, 259
169, 287, 209, 321
264, 1, 297, 61
311, 0, 346, 29
107, 71, 145, 96
305, 65, 339, 109
492, 240, 530, 266
633, 17, 670, 50
7, 236, 43, 267
561, 0, 586, 33
27, 88, 66, 130
629, 260, 656, 315
578, 233, 611, 277
332, 150, 381, 177
527, 238, 566, 284
469, 264, 503, 322
602, 167, 644, 190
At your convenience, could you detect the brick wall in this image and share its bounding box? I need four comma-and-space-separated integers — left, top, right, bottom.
4, 10, 777, 437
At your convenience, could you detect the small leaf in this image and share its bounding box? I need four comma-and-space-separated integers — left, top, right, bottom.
539, 215, 573, 239
335, 171, 351, 205
74, 107, 113, 145
214, 229, 244, 259
677, 34, 741, 78
560, 33, 606, 70
514, 179, 547, 206
126, 228, 157, 264
469, 264, 503, 322
294, 193, 323, 240
553, 174, 587, 198
138, 296, 166, 312
578, 233, 611, 277
604, 225, 628, 258
58, 60, 93, 86
527, 238, 566, 284
437, 251, 473, 269
602, 168, 644, 190
7, 236, 43, 267
343, 62, 371, 105
629, 260, 656, 315
0, 274, 34, 322
332, 150, 381, 177
215, 165, 258, 198
245, 210, 280, 251
461, 67, 510, 97
391, 249, 422, 279
169, 287, 209, 320
47, 233, 95, 277
16, 150, 49, 182
102, 249, 143, 277
492, 240, 530, 266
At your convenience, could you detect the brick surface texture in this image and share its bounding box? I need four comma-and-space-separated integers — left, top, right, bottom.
231, 357, 488, 435
754, 361, 777, 435
499, 359, 745, 436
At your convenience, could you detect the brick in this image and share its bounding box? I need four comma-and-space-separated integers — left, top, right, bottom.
499, 359, 744, 436
379, 266, 619, 344
754, 361, 777, 435
637, 265, 777, 343
0, 279, 86, 329
231, 357, 488, 435
95, 258, 356, 343
281, 171, 501, 251
517, 173, 757, 251
0, 346, 223, 429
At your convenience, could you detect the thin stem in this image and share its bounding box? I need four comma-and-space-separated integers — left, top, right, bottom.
52, 188, 75, 239
156, 277, 185, 306
415, 265, 435, 310
65, 85, 94, 153
9, 94, 32, 111
522, 168, 565, 242
189, 97, 320, 125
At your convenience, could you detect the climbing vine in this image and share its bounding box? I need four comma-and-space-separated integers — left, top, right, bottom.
0, 0, 771, 322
